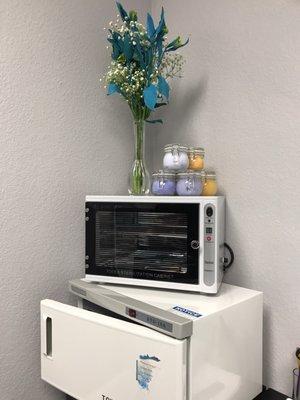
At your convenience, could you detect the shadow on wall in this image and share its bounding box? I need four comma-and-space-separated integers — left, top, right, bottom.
171, 77, 207, 130
151, 76, 208, 148
262, 304, 272, 387
225, 198, 271, 388
174, 76, 208, 120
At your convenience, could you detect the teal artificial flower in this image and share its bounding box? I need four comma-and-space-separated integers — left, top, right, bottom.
103, 2, 189, 123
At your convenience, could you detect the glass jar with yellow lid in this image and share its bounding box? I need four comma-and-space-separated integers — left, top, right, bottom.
188, 147, 205, 171
202, 171, 218, 196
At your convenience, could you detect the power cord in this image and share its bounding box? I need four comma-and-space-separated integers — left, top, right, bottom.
223, 243, 235, 272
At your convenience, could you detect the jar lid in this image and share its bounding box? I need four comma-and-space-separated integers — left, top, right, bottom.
188, 146, 205, 155
164, 143, 188, 152
177, 170, 205, 178
204, 170, 216, 179
152, 170, 176, 178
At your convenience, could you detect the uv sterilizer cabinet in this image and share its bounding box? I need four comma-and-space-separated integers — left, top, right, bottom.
85, 196, 225, 294
41, 280, 263, 400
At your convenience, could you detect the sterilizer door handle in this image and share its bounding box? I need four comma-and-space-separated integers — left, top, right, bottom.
68, 279, 193, 340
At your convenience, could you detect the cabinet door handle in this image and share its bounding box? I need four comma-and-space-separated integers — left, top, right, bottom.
42, 315, 52, 357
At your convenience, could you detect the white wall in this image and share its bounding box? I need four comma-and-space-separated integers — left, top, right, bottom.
150, 0, 300, 395
0, 1, 149, 399
1, 0, 299, 398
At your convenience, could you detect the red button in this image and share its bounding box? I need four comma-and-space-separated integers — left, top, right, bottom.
128, 309, 136, 318
207, 236, 211, 241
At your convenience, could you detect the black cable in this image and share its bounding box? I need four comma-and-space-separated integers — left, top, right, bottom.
223, 242, 235, 271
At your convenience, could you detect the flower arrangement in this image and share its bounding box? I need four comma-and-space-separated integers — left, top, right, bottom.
102, 2, 189, 194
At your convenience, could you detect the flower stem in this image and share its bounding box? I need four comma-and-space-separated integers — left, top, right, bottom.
129, 118, 149, 195
134, 119, 144, 160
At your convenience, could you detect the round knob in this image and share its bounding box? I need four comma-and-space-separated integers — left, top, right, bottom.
206, 207, 213, 217
191, 240, 200, 250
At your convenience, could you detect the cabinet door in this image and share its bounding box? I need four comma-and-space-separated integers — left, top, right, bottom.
41, 300, 187, 400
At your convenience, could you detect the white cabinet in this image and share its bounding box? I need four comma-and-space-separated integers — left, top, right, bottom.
41, 300, 187, 400
41, 282, 263, 400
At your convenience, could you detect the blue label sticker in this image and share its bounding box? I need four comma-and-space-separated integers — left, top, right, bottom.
172, 306, 202, 318
136, 354, 160, 390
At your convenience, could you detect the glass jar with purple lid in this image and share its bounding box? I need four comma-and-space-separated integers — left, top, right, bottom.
163, 144, 189, 172
151, 170, 176, 196
176, 171, 204, 196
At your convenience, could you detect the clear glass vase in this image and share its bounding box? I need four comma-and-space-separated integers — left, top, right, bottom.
128, 119, 150, 195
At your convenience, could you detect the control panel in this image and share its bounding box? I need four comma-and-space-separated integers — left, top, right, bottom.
203, 204, 216, 286
126, 307, 173, 333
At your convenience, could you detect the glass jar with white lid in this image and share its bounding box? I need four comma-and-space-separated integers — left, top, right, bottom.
163, 144, 189, 172
176, 171, 204, 196
151, 170, 176, 196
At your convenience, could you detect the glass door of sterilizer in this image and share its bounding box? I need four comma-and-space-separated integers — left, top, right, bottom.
85, 202, 199, 285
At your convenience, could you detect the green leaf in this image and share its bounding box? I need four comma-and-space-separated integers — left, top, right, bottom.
147, 13, 155, 39
109, 30, 123, 58
123, 33, 133, 63
129, 10, 137, 21
146, 119, 163, 124
107, 83, 120, 95
143, 84, 157, 110
166, 37, 189, 52
145, 48, 153, 77
112, 43, 120, 60
154, 102, 167, 108
157, 37, 163, 60
116, 2, 128, 22
156, 7, 166, 37
117, 53, 126, 64
134, 36, 146, 68
157, 76, 170, 99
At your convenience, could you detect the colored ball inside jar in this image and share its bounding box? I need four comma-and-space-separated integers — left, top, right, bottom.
202, 171, 218, 196
188, 147, 205, 171
176, 172, 203, 196
163, 144, 189, 172
151, 171, 176, 195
